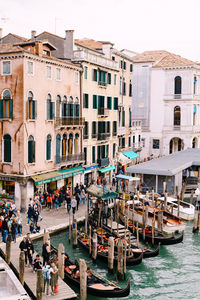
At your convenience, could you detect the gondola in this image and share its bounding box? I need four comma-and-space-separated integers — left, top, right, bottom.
78, 231, 143, 266
50, 245, 131, 298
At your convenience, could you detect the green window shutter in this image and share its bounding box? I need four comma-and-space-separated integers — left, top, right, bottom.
4, 135, 11, 162
98, 96, 101, 114
128, 136, 131, 147
86, 94, 89, 108
114, 98, 118, 110
33, 100, 37, 120
129, 110, 132, 127
92, 146, 95, 163
47, 101, 50, 120
52, 102, 55, 120
27, 100, 29, 120
106, 144, 109, 157
83, 94, 85, 108
32, 140, 35, 162
46, 138, 51, 160
93, 69, 97, 81
0, 100, 3, 119
122, 110, 125, 127
62, 103, 64, 117
107, 121, 110, 133
28, 141, 32, 163
107, 97, 112, 109
9, 99, 13, 119
93, 95, 97, 109
113, 143, 116, 158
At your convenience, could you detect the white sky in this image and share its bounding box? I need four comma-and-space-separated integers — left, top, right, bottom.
1, 0, 200, 61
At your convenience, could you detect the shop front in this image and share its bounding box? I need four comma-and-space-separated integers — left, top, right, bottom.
0, 180, 15, 208
99, 165, 116, 184
84, 164, 98, 186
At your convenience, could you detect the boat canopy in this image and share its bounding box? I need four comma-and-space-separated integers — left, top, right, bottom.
87, 184, 118, 199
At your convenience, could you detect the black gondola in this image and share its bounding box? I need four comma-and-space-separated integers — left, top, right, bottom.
50, 245, 131, 298
78, 232, 143, 266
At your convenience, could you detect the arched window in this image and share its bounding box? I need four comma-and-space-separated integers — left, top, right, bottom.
3, 134, 11, 162
62, 96, 69, 117
174, 76, 182, 96
194, 76, 197, 94
28, 135, 35, 163
62, 133, 67, 157
192, 137, 197, 148
68, 133, 73, 156
1, 90, 12, 119
46, 93, 54, 120
46, 134, 51, 161
174, 106, 181, 126
27, 91, 37, 120
56, 95, 61, 118
74, 133, 79, 155
56, 134, 61, 163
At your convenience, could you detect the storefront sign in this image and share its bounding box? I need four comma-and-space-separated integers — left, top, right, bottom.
124, 193, 130, 200
85, 165, 98, 172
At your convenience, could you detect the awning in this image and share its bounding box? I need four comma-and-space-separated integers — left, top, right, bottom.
87, 184, 118, 199
123, 151, 139, 160
99, 165, 116, 173
32, 166, 84, 186
116, 152, 131, 165
116, 174, 134, 181
59, 166, 84, 179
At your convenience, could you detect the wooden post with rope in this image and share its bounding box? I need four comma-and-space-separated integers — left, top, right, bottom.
5, 233, 11, 265
117, 202, 119, 237
164, 192, 167, 211
19, 251, 25, 286
108, 236, 114, 273
152, 188, 155, 207
80, 258, 87, 300
36, 269, 43, 300
123, 230, 127, 280
136, 222, 139, 248
152, 209, 155, 245
72, 219, 78, 248
69, 212, 71, 243
58, 243, 65, 279
117, 239, 123, 280
190, 190, 194, 205
92, 230, 97, 261
110, 208, 113, 233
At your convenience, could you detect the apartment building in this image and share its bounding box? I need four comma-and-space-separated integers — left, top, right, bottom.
0, 39, 83, 210
132, 50, 200, 159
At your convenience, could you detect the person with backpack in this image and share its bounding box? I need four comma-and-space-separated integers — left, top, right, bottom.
42, 241, 51, 266
11, 218, 17, 242
42, 262, 53, 295
33, 254, 42, 273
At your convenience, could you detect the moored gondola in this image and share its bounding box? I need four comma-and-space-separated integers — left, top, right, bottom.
50, 245, 131, 298
78, 231, 143, 266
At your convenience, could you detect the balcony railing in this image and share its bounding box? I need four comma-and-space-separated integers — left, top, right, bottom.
97, 133, 110, 141
55, 153, 85, 164
92, 133, 97, 139
55, 117, 85, 127
113, 131, 117, 137
97, 157, 109, 167
98, 81, 107, 87
97, 107, 109, 116
83, 134, 89, 139
132, 142, 143, 152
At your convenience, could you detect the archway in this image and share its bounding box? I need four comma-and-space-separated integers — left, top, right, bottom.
192, 137, 198, 148
169, 137, 183, 154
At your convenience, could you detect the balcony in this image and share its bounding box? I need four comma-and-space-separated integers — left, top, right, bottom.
117, 127, 126, 136
97, 107, 109, 117
98, 81, 107, 88
92, 133, 97, 139
113, 131, 117, 137
55, 117, 85, 127
83, 134, 89, 139
132, 142, 143, 152
97, 133, 110, 141
97, 157, 109, 167
55, 153, 85, 165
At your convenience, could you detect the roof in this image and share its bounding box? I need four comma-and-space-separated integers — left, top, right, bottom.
126, 148, 200, 176
133, 50, 196, 68
35, 31, 64, 40
0, 43, 23, 54
75, 39, 104, 51
2, 33, 28, 42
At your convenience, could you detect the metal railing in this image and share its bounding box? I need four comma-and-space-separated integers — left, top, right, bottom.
97, 133, 110, 140
55, 117, 85, 126
98, 81, 107, 87
97, 107, 109, 116
55, 153, 85, 164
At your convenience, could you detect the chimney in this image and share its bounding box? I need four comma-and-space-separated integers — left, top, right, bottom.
35, 41, 43, 56
64, 30, 74, 60
0, 28, 2, 40
31, 30, 36, 40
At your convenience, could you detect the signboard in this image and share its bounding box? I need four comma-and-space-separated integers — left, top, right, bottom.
124, 193, 130, 201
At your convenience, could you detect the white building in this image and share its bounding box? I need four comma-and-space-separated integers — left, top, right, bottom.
132, 50, 200, 159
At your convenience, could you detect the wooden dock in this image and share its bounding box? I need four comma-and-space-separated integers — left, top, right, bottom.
0, 237, 77, 300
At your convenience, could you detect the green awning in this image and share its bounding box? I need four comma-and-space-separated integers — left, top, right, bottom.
32, 166, 84, 186
99, 165, 116, 173
87, 184, 118, 199
59, 166, 84, 179
123, 151, 139, 160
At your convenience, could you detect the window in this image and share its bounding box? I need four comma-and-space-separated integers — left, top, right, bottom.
84, 121, 89, 139
0, 90, 13, 119
27, 91, 37, 120
3, 134, 11, 163
114, 97, 118, 110
27, 61, 33, 75
129, 81, 132, 97
112, 56, 115, 61
92, 69, 97, 81
130, 64, 133, 72
122, 110, 125, 127
93, 95, 97, 109
194, 76, 197, 94
75, 71, 79, 84
56, 68, 61, 80
128, 136, 131, 147
107, 97, 112, 110
123, 82, 126, 95
106, 144, 109, 157
174, 106, 181, 126
56, 134, 61, 163
2, 61, 11, 75
114, 74, 117, 85
153, 139, 160, 149
46, 94, 55, 120
120, 60, 123, 69
92, 146, 96, 163
193, 105, 196, 125
122, 137, 125, 148
113, 121, 117, 136
174, 76, 181, 95
98, 70, 106, 86
74, 104, 80, 117
113, 143, 116, 158
92, 121, 97, 138
129, 109, 132, 127
133, 136, 135, 144
84, 147, 87, 164
138, 135, 141, 142
83, 94, 89, 108
46, 134, 51, 160
28, 135, 35, 163
107, 73, 111, 84
84, 66, 88, 79
46, 66, 51, 79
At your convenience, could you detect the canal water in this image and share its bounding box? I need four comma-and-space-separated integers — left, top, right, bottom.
33, 222, 200, 300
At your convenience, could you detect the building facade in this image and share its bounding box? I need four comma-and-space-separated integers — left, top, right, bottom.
132, 50, 200, 159
0, 40, 83, 210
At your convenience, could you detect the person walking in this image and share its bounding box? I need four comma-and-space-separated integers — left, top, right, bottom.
42, 241, 51, 266
27, 204, 33, 225
80, 189, 86, 205
16, 210, 22, 236
19, 237, 28, 266
50, 262, 58, 295
27, 239, 34, 267
46, 195, 52, 209
42, 262, 53, 296
71, 198, 77, 215
1, 216, 8, 243
11, 218, 17, 242
76, 193, 80, 210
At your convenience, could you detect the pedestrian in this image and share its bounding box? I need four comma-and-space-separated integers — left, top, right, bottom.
75, 193, 80, 210
33, 207, 39, 226
33, 254, 42, 273
50, 262, 58, 295
1, 216, 8, 243
27, 204, 33, 225
55, 194, 59, 210
19, 237, 28, 266
80, 189, 86, 205
112, 173, 116, 186
42, 241, 51, 266
66, 194, 71, 213
11, 218, 17, 242
42, 262, 53, 295
16, 210, 22, 236
71, 198, 77, 215
27, 239, 34, 267
46, 195, 52, 209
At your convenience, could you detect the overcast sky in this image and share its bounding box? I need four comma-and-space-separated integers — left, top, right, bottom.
0, 0, 200, 61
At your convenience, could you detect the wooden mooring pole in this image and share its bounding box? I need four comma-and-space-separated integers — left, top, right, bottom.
58, 243, 65, 279
117, 239, 123, 280
92, 230, 97, 262
108, 236, 114, 273
123, 230, 127, 280
80, 258, 87, 300
89, 225, 92, 256
72, 219, 78, 248
36, 269, 43, 300
5, 233, 12, 265
110, 209, 113, 233
19, 251, 25, 286
193, 210, 200, 233
69, 212, 71, 243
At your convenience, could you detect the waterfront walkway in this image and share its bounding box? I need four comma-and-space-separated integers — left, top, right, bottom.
0, 203, 87, 300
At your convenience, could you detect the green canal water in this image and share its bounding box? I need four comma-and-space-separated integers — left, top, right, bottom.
33, 222, 200, 300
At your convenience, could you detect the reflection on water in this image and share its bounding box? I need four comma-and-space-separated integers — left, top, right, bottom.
33, 222, 200, 300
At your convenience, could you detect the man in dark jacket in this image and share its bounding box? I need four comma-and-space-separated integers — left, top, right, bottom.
1, 217, 8, 243
42, 241, 51, 266
19, 237, 28, 265
27, 204, 34, 225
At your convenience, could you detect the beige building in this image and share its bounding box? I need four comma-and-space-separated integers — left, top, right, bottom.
0, 39, 84, 210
